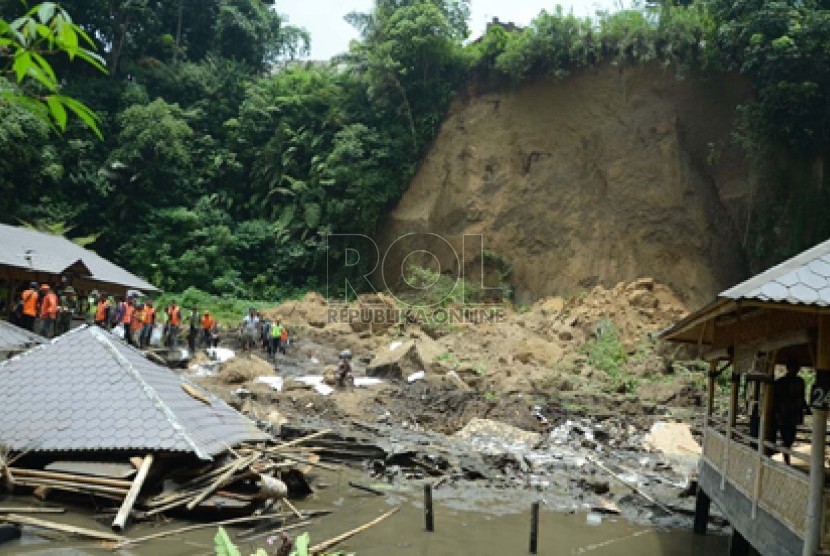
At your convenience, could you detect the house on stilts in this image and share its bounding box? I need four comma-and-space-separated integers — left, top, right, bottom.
662, 238, 830, 556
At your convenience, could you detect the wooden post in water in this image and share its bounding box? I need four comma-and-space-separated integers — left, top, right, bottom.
529, 501, 540, 554
424, 483, 434, 532
693, 488, 710, 535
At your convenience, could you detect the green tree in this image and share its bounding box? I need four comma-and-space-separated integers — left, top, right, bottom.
0, 2, 104, 134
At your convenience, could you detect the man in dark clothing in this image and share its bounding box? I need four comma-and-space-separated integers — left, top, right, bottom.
773, 360, 810, 465
336, 349, 353, 387
187, 306, 199, 353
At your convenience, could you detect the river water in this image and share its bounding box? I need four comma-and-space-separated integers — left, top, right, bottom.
2, 468, 728, 555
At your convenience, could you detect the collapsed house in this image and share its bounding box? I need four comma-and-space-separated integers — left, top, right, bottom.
0, 326, 318, 534
0, 320, 44, 360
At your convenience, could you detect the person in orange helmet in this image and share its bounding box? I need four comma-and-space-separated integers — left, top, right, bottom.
201, 310, 217, 348
38, 284, 59, 338
19, 282, 39, 332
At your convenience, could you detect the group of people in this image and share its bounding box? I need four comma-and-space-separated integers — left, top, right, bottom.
240, 307, 289, 358
11, 282, 75, 338
91, 294, 220, 352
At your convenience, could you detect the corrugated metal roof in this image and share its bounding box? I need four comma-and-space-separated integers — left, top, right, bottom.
0, 320, 45, 356
721, 238, 830, 306
0, 223, 159, 292
0, 326, 267, 459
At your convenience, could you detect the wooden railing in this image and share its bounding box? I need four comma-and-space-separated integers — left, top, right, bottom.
703, 422, 830, 548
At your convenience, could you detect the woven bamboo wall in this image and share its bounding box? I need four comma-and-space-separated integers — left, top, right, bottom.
758, 462, 809, 537
727, 442, 759, 494
704, 429, 725, 468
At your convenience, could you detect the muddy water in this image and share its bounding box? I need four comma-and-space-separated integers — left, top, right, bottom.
2, 468, 727, 556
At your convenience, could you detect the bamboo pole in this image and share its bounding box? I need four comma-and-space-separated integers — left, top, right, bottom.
308, 506, 401, 555
0, 507, 64, 514
1, 513, 125, 542
112, 454, 154, 532
185, 455, 253, 511
805, 315, 830, 556
9, 467, 133, 489
12, 477, 128, 497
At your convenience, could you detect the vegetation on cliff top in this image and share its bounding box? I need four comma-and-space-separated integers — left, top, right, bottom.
1, 0, 829, 298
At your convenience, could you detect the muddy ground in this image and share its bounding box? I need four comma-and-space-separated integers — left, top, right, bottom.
189, 280, 723, 531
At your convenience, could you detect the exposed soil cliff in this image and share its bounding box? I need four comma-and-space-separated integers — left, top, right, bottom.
376, 65, 762, 307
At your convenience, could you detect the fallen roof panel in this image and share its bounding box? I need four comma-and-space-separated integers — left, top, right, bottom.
0, 326, 267, 459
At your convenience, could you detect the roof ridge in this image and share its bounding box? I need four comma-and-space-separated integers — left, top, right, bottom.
721, 236, 830, 300
88, 327, 209, 460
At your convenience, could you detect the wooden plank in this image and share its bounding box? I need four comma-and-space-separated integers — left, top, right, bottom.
112, 454, 154, 532
45, 461, 136, 480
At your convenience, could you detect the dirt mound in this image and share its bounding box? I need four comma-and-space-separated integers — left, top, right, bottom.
534, 277, 688, 350
218, 354, 273, 384
260, 292, 331, 329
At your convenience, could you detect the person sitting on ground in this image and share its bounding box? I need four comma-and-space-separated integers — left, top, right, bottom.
773, 359, 810, 465
336, 349, 353, 387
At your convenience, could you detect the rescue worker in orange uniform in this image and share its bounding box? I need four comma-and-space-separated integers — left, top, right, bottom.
131, 303, 145, 347
38, 284, 59, 338
122, 298, 136, 346
93, 295, 110, 328
139, 300, 156, 348
19, 282, 39, 332
201, 310, 217, 348
166, 300, 182, 347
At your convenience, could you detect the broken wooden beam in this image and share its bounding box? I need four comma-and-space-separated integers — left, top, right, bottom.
185, 454, 255, 511
112, 454, 154, 532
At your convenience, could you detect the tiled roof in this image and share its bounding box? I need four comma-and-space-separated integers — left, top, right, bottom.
0, 223, 158, 292
0, 326, 267, 459
721, 238, 830, 306
0, 320, 45, 356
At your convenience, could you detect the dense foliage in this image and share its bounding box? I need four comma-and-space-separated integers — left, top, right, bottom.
1, 0, 829, 298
